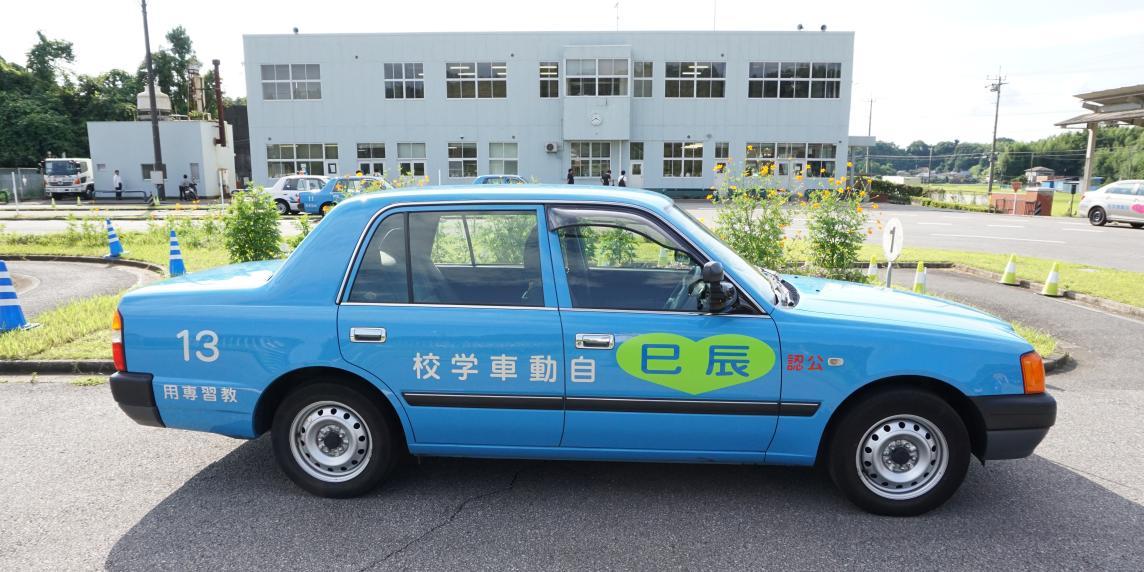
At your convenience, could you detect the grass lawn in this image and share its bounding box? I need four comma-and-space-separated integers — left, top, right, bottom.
0, 294, 119, 360
0, 236, 231, 273
922, 183, 994, 195
1012, 322, 1058, 357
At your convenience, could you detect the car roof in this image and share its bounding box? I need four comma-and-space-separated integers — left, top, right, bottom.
334, 184, 672, 212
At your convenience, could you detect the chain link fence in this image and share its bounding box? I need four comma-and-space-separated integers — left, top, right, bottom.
0, 168, 46, 202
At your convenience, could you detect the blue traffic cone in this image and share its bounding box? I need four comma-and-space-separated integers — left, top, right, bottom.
105, 219, 124, 258
168, 229, 186, 277
0, 260, 30, 332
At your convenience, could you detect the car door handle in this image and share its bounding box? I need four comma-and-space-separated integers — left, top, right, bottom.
575, 333, 614, 350
350, 327, 387, 343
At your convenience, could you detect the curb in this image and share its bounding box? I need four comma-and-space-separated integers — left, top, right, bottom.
2, 254, 165, 275
1043, 351, 1071, 374
0, 360, 114, 375
948, 264, 1144, 321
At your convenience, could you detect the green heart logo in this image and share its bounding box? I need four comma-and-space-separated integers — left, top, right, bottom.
615, 333, 776, 395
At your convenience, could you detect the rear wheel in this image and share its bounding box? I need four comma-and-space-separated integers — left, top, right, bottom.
1131, 223, 1144, 229
827, 388, 969, 516
275, 199, 290, 215
271, 382, 396, 497
1088, 207, 1107, 226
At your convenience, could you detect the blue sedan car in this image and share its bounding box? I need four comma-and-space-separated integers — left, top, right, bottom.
300, 176, 393, 215
109, 186, 1054, 515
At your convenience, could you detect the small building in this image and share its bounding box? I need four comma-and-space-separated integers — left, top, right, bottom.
87, 120, 236, 199
1056, 84, 1144, 194
1024, 166, 1054, 184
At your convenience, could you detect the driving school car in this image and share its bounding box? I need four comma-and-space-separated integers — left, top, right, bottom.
109, 186, 1055, 516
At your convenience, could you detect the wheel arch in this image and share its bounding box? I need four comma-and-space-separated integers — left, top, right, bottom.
252, 366, 409, 448
816, 375, 988, 464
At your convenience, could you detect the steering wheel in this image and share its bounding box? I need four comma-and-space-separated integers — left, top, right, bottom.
663, 265, 703, 311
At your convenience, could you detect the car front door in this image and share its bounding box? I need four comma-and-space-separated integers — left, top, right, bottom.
547, 206, 782, 453
1103, 183, 1135, 221
338, 205, 566, 447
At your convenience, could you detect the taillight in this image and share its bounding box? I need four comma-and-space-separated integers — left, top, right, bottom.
112, 311, 127, 372
1020, 351, 1044, 394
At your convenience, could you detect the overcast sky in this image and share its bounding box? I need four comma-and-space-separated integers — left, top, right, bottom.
2, 0, 1142, 147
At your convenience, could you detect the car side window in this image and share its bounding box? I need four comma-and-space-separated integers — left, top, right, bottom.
348, 209, 545, 307
550, 207, 703, 312
282, 178, 298, 191
348, 214, 409, 303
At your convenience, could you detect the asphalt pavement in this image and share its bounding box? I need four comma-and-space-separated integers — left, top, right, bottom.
1, 270, 1142, 570
6, 260, 155, 317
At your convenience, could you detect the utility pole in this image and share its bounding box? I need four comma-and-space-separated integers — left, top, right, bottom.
615, 2, 620, 31
864, 98, 874, 173
986, 71, 1007, 196
927, 146, 933, 181
141, 0, 164, 199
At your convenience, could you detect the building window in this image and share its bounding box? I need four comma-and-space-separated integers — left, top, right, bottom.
397, 143, 426, 176
566, 58, 629, 96
744, 143, 776, 176
488, 143, 518, 175
357, 143, 386, 176
539, 61, 559, 98
260, 64, 321, 100
777, 143, 806, 177
570, 142, 611, 177
807, 143, 837, 177
629, 142, 644, 161
714, 142, 729, 173
448, 142, 477, 177
633, 61, 652, 97
267, 143, 337, 178
384, 63, 424, 99
665, 62, 725, 98
663, 142, 703, 177
750, 62, 841, 99
446, 62, 507, 99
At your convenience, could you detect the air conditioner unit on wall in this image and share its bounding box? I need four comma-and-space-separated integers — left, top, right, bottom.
545, 142, 561, 153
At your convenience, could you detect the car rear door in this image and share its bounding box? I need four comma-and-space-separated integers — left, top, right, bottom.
338, 204, 567, 447
546, 205, 783, 453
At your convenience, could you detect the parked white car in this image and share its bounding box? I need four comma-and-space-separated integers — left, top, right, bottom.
266, 175, 329, 215
1079, 180, 1144, 228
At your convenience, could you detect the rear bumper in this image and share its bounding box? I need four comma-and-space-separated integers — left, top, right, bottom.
109, 371, 165, 427
971, 392, 1056, 460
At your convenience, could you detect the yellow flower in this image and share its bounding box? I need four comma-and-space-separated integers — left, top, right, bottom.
847, 161, 853, 168
812, 202, 820, 209
729, 185, 737, 191
872, 203, 880, 209
706, 193, 713, 200
856, 206, 863, 212
795, 175, 803, 181
867, 228, 874, 235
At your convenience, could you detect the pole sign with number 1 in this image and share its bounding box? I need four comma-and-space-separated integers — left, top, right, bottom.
882, 218, 904, 287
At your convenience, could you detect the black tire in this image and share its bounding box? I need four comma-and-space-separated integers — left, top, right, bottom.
271, 382, 396, 498
275, 199, 290, 215
1088, 207, 1107, 226
1131, 223, 1144, 229
827, 388, 970, 516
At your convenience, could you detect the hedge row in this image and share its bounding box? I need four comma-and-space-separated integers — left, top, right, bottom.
914, 197, 998, 213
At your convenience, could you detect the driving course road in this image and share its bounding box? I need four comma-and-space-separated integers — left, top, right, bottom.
7, 260, 155, 317
4, 201, 1143, 271
1, 272, 1141, 570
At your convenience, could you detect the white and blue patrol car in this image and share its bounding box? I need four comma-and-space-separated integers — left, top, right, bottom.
109, 186, 1055, 515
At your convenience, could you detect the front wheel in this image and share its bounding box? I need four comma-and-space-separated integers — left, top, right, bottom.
1088, 207, 1107, 226
827, 389, 969, 516
275, 199, 290, 215
1131, 223, 1144, 229
271, 383, 396, 497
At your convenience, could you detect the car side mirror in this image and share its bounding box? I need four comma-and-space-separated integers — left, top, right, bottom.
700, 261, 738, 313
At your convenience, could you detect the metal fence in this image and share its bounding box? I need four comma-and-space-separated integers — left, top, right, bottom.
0, 168, 46, 201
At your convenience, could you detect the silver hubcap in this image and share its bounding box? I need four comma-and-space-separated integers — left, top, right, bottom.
277, 202, 288, 214
1091, 210, 1103, 223
856, 414, 948, 500
289, 401, 372, 483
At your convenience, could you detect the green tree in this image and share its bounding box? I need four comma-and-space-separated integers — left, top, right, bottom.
223, 189, 283, 262
25, 31, 74, 85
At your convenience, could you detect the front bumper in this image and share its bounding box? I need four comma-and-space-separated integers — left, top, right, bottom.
971, 393, 1056, 460
109, 371, 165, 427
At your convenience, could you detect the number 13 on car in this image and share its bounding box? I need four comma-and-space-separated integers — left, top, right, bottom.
107, 186, 1055, 516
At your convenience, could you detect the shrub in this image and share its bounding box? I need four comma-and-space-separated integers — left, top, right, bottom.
63, 214, 106, 248
223, 187, 282, 263
869, 179, 924, 204
805, 188, 868, 281
286, 213, 313, 249
711, 162, 792, 270
916, 197, 997, 213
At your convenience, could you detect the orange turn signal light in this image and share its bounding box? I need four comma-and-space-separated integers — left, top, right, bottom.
1020, 351, 1045, 394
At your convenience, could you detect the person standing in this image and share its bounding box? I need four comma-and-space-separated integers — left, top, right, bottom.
566, 168, 575, 184
113, 169, 123, 200
616, 170, 628, 187
601, 169, 612, 186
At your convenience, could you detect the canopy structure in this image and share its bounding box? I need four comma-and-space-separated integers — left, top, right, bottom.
1057, 84, 1144, 193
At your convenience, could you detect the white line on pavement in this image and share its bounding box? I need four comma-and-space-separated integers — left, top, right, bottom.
930, 233, 1066, 244
1062, 228, 1102, 233
917, 222, 953, 226
987, 224, 1025, 228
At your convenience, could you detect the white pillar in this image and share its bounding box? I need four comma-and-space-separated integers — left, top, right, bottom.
1080, 122, 1097, 194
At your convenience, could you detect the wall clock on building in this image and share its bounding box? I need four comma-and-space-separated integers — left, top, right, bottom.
590, 113, 603, 126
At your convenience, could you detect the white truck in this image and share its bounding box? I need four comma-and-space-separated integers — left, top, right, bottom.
42, 158, 95, 199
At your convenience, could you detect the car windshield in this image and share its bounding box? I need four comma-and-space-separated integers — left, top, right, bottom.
45, 161, 80, 176
670, 205, 786, 307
